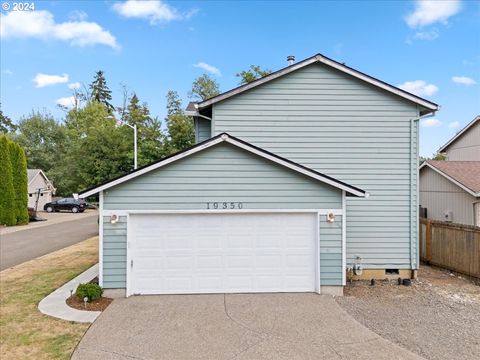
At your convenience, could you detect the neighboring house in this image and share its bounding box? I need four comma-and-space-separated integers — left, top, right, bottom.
27, 169, 55, 209
80, 53, 438, 297
420, 116, 480, 226
438, 116, 479, 161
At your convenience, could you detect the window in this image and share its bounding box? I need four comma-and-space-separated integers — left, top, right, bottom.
29, 194, 32, 197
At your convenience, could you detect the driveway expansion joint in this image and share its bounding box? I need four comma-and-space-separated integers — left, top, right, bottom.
38, 264, 100, 323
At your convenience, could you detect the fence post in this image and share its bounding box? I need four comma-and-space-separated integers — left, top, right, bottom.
426, 220, 432, 263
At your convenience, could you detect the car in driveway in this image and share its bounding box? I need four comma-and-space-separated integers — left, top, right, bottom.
43, 198, 86, 213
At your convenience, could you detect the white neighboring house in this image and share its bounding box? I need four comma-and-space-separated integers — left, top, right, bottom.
419, 116, 480, 226
27, 169, 55, 210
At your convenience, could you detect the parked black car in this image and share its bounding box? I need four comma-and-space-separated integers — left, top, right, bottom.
43, 198, 86, 213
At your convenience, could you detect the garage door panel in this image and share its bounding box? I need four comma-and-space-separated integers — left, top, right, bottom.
131, 213, 317, 294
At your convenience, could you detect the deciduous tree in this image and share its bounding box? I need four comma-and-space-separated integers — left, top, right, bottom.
236, 65, 272, 84
189, 74, 220, 101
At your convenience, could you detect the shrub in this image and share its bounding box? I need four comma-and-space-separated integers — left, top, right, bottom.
75, 283, 103, 302
10, 142, 29, 224
0, 135, 15, 226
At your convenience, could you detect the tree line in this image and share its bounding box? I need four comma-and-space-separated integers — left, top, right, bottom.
0, 65, 271, 198
0, 135, 28, 226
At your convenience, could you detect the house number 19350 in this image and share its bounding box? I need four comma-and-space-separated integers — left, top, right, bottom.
206, 202, 243, 210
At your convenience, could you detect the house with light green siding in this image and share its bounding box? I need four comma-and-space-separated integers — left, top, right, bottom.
80, 53, 438, 296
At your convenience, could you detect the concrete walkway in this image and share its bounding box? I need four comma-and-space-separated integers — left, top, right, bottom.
73, 293, 424, 360
38, 264, 100, 323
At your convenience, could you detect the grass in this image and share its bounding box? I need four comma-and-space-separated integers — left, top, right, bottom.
0, 237, 98, 360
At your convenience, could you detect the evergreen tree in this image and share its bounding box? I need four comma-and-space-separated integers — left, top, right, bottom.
89, 70, 114, 111
165, 91, 194, 153
0, 135, 16, 226
0, 105, 16, 133
189, 74, 220, 101
9, 141, 29, 224
236, 65, 272, 84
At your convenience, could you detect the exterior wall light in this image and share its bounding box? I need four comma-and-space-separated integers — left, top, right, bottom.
326, 212, 336, 223
110, 214, 118, 224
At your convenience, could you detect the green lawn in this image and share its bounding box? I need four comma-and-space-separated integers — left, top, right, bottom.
0, 237, 98, 359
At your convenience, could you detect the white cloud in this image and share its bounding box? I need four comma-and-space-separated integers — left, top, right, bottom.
405, 0, 461, 28
33, 73, 69, 88
398, 80, 438, 97
68, 10, 88, 21
452, 76, 476, 86
421, 118, 442, 128
413, 29, 439, 41
113, 0, 184, 24
56, 96, 77, 108
0, 10, 118, 49
3, 69, 13, 75
193, 62, 221, 76
68, 82, 81, 90
448, 121, 460, 129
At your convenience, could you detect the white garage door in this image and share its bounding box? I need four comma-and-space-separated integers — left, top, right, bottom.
129, 213, 318, 295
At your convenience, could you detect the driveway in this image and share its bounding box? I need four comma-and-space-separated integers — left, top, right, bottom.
0, 212, 98, 270
73, 293, 422, 360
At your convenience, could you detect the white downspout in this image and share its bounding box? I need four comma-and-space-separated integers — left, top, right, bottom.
410, 110, 436, 271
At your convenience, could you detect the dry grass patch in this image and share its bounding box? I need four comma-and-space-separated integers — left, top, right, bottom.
0, 237, 98, 360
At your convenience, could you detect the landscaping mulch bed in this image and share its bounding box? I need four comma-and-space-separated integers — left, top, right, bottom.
66, 296, 113, 312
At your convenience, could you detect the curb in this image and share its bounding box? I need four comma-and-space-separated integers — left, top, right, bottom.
38, 264, 101, 323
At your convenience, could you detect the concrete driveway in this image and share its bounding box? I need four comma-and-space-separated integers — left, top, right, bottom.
73, 293, 423, 360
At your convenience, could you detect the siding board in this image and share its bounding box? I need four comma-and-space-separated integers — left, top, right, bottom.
212, 62, 419, 268
102, 143, 344, 288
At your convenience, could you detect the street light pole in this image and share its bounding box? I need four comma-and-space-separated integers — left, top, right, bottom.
133, 124, 137, 170
106, 115, 138, 170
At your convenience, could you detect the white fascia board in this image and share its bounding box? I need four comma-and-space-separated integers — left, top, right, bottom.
422, 162, 479, 197
224, 137, 366, 197
315, 55, 438, 112
79, 137, 224, 198
80, 133, 366, 198
438, 116, 479, 153
197, 54, 438, 112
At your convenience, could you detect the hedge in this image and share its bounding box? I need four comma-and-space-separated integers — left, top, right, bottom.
0, 135, 28, 226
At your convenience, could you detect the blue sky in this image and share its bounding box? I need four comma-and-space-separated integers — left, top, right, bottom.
1, 0, 479, 157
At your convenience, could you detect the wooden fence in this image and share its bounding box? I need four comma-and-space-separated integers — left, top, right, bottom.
419, 218, 480, 279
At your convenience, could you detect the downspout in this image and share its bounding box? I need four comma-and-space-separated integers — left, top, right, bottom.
410, 110, 436, 272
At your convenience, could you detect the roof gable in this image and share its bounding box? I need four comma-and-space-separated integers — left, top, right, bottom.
79, 133, 367, 198
438, 116, 480, 153
420, 160, 480, 196
189, 53, 438, 116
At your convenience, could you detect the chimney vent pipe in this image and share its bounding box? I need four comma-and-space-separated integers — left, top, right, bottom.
287, 55, 295, 66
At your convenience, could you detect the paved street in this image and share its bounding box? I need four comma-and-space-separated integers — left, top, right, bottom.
0, 213, 98, 270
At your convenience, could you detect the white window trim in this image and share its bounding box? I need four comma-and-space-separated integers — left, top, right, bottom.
124, 209, 332, 297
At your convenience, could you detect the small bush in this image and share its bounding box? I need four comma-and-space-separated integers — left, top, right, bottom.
75, 283, 103, 302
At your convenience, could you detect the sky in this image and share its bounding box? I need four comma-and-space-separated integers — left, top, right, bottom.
1, 0, 479, 157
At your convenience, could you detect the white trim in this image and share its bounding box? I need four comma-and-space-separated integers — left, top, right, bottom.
80, 136, 225, 198
125, 210, 323, 297
419, 162, 480, 197
342, 190, 346, 286
80, 134, 365, 198
438, 115, 479, 153
197, 54, 438, 112
316, 212, 321, 294
102, 209, 343, 216
99, 191, 104, 287
126, 213, 132, 297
